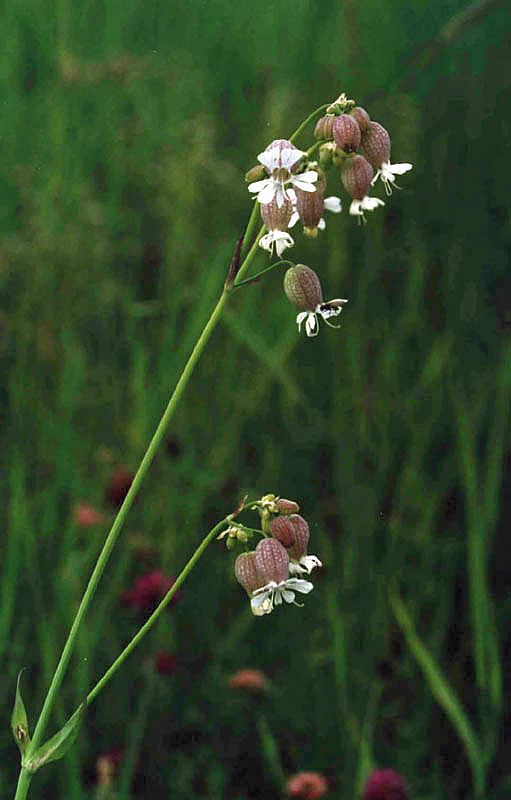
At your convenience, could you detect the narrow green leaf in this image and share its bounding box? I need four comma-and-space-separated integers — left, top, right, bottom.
390, 592, 486, 799
25, 704, 85, 773
11, 670, 30, 757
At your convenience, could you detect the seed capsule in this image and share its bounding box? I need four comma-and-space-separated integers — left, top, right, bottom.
284, 265, 323, 311
285, 515, 311, 562
341, 155, 374, 200
361, 121, 391, 169
235, 552, 263, 594
314, 114, 335, 140
295, 188, 325, 230
254, 538, 289, 584
350, 106, 371, 132
270, 516, 297, 548
332, 114, 361, 153
260, 196, 293, 231
275, 498, 300, 515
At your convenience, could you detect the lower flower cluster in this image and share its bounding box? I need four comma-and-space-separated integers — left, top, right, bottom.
228, 496, 322, 616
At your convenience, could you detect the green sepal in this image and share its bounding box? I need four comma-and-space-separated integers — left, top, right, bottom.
11, 670, 31, 758
25, 704, 85, 773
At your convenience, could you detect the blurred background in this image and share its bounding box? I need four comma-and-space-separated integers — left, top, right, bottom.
1, 0, 510, 798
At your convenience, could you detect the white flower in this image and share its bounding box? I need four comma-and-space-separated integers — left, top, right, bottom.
371, 161, 413, 195
289, 555, 322, 576
248, 140, 318, 208
289, 195, 342, 231
259, 230, 295, 258
250, 578, 314, 616
349, 195, 385, 222
296, 299, 348, 337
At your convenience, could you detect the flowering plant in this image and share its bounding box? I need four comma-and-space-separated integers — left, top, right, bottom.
10, 92, 411, 800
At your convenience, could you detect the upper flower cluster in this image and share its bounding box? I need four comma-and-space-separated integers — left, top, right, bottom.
228, 495, 322, 616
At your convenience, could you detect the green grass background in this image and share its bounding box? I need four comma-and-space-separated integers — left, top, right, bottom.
1, 0, 510, 797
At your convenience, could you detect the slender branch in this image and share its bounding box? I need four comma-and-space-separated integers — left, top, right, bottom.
233, 259, 294, 290
290, 103, 329, 144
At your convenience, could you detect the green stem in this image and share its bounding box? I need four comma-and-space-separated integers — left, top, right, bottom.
86, 515, 229, 705
14, 99, 326, 798
13, 768, 31, 800
233, 259, 294, 290
290, 103, 329, 144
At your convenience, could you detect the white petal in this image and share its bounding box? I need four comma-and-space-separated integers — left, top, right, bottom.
251, 590, 273, 616
296, 170, 318, 183
296, 311, 308, 332
286, 187, 297, 203
299, 555, 322, 573
257, 150, 277, 171
274, 232, 294, 257
248, 178, 272, 193
361, 195, 385, 211
285, 578, 314, 594
275, 184, 287, 208
281, 147, 306, 170
289, 561, 307, 575
349, 199, 363, 216
281, 589, 296, 603
273, 591, 283, 605
288, 211, 300, 228
387, 161, 413, 176
258, 182, 278, 205
323, 196, 342, 213
317, 217, 326, 230
305, 314, 319, 337
259, 232, 275, 254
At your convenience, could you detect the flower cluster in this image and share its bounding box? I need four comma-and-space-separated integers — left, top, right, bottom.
246, 93, 412, 264
228, 495, 322, 616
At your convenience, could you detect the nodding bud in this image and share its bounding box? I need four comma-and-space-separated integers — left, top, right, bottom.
285, 515, 310, 562
255, 538, 289, 584
314, 114, 335, 140
235, 552, 264, 594
284, 265, 323, 311
260, 196, 293, 231
295, 188, 324, 230
350, 106, 371, 132
275, 498, 300, 515
270, 516, 297, 548
333, 114, 361, 153
245, 164, 267, 183
361, 121, 391, 169
341, 155, 374, 200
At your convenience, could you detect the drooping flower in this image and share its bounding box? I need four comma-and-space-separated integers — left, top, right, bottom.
228, 668, 269, 693
280, 514, 322, 575
341, 155, 385, 221
289, 174, 342, 237
350, 106, 371, 132
361, 768, 409, 800
259, 195, 295, 257
248, 139, 318, 208
332, 113, 361, 153
121, 570, 181, 612
361, 122, 412, 195
283, 265, 347, 337
235, 541, 313, 617
287, 771, 329, 799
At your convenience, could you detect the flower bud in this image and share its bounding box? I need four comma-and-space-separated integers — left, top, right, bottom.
255, 538, 289, 584
362, 769, 409, 800
350, 106, 371, 132
341, 155, 374, 200
245, 164, 267, 183
314, 114, 335, 140
284, 265, 323, 311
235, 552, 263, 594
360, 121, 391, 169
275, 498, 300, 515
285, 515, 310, 562
295, 188, 324, 230
260, 196, 293, 231
270, 516, 297, 548
332, 114, 361, 153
